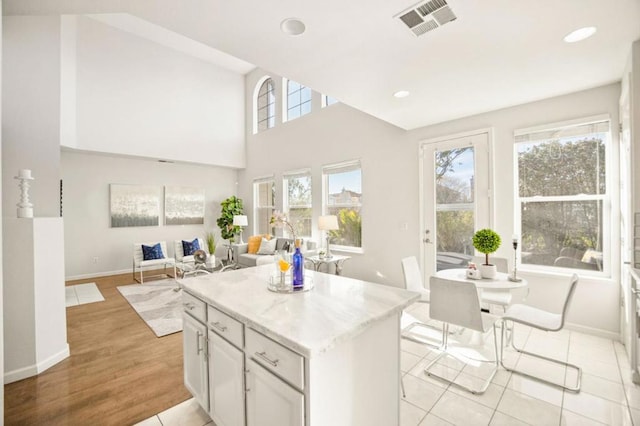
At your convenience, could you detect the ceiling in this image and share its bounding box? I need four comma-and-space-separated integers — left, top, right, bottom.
5, 0, 640, 130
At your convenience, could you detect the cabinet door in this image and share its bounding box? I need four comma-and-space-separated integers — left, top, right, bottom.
209, 331, 245, 426
183, 313, 209, 411
246, 358, 304, 426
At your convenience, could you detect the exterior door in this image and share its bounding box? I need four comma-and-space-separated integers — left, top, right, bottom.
420, 131, 492, 279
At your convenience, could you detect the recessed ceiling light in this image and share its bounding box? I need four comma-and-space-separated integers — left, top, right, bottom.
281, 18, 306, 36
563, 26, 597, 43
393, 90, 410, 98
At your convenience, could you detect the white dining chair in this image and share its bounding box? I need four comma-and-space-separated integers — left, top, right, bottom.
400, 257, 441, 346
472, 255, 514, 311
500, 273, 581, 392
424, 276, 501, 394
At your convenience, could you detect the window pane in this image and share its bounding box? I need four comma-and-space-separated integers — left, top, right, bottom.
256, 181, 273, 206
300, 101, 311, 116
436, 210, 474, 271
436, 147, 474, 204
287, 175, 311, 207
327, 207, 361, 248
325, 164, 362, 248
518, 135, 606, 197
256, 78, 275, 133
288, 207, 312, 238
288, 80, 301, 92
301, 87, 311, 103
326, 96, 338, 106
288, 107, 300, 121
256, 207, 273, 235
288, 93, 300, 107
521, 200, 603, 271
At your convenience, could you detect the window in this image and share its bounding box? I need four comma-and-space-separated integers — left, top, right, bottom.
322, 95, 339, 108
515, 117, 610, 273
284, 170, 312, 238
285, 79, 311, 122
255, 77, 275, 133
323, 161, 362, 250
253, 177, 275, 235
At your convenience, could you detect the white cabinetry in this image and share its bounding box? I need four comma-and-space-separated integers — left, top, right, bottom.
206, 304, 246, 426
246, 358, 304, 426
183, 313, 209, 411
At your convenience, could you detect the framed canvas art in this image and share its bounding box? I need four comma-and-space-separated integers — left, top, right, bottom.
110, 184, 161, 227
165, 186, 205, 225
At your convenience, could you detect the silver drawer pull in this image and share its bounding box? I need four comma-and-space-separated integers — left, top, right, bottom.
255, 351, 279, 367
183, 302, 195, 310
210, 321, 228, 332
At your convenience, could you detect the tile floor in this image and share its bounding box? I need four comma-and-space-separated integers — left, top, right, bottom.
136, 302, 640, 425
65, 282, 105, 307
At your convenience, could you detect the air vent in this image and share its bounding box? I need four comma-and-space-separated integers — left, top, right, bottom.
396, 0, 457, 37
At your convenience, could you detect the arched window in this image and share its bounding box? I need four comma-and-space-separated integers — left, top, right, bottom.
254, 77, 275, 133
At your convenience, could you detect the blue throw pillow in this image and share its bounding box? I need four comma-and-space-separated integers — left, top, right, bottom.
182, 238, 200, 256
142, 243, 164, 260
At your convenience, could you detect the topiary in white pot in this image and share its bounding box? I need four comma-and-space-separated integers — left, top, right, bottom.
472, 229, 501, 279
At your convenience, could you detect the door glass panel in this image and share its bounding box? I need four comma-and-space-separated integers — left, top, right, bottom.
435, 147, 475, 270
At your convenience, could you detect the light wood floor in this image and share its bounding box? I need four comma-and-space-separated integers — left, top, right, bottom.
4, 271, 191, 425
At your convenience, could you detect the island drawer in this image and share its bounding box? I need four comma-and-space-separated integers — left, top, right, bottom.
182, 291, 206, 323
245, 328, 304, 390
207, 305, 243, 349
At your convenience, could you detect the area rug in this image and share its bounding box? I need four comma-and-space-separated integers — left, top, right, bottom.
117, 280, 183, 337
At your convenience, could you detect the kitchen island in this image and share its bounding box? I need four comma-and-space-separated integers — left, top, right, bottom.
180, 264, 419, 426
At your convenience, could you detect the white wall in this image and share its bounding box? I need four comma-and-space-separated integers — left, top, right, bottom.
2, 16, 62, 218
61, 150, 238, 279
1, 0, 6, 414
240, 67, 622, 336
62, 15, 246, 168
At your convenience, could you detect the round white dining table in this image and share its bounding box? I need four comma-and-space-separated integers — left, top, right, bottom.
434, 269, 528, 290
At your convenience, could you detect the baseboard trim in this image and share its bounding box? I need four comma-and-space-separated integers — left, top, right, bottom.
564, 322, 621, 342
66, 268, 131, 281
4, 344, 70, 384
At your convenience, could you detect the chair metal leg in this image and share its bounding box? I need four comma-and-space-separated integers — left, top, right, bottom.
500, 321, 581, 392
424, 323, 499, 395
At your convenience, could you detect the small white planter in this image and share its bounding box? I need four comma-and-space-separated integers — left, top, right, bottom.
479, 264, 497, 279
206, 255, 216, 269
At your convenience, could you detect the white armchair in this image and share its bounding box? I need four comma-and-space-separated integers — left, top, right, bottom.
174, 238, 207, 263
132, 241, 176, 283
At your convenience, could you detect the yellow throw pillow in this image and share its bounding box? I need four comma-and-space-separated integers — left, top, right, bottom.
247, 236, 263, 254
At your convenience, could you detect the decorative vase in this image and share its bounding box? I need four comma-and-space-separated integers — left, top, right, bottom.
206, 255, 216, 269
479, 264, 497, 279
292, 239, 304, 289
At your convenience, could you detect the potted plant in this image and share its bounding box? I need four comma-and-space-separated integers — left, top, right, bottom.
216, 196, 244, 242
472, 228, 501, 278
205, 231, 217, 268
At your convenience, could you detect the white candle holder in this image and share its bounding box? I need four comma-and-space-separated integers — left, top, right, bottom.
509, 235, 522, 282
14, 169, 34, 218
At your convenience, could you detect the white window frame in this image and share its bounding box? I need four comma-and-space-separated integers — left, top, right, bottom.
282, 78, 312, 123
253, 176, 275, 235
514, 114, 612, 277
321, 94, 339, 108
322, 160, 363, 253
253, 76, 275, 134
283, 169, 313, 239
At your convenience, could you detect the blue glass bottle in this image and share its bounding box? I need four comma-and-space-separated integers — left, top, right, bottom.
292, 239, 304, 289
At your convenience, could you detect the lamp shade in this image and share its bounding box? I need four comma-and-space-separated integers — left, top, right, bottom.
233, 215, 248, 226
318, 215, 339, 231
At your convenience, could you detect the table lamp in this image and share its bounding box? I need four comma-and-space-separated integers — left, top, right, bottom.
233, 215, 248, 244
318, 215, 339, 259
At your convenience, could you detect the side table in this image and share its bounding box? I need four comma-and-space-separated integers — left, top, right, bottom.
306, 254, 351, 275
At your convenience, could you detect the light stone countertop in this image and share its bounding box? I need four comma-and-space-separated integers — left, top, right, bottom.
179, 264, 419, 357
